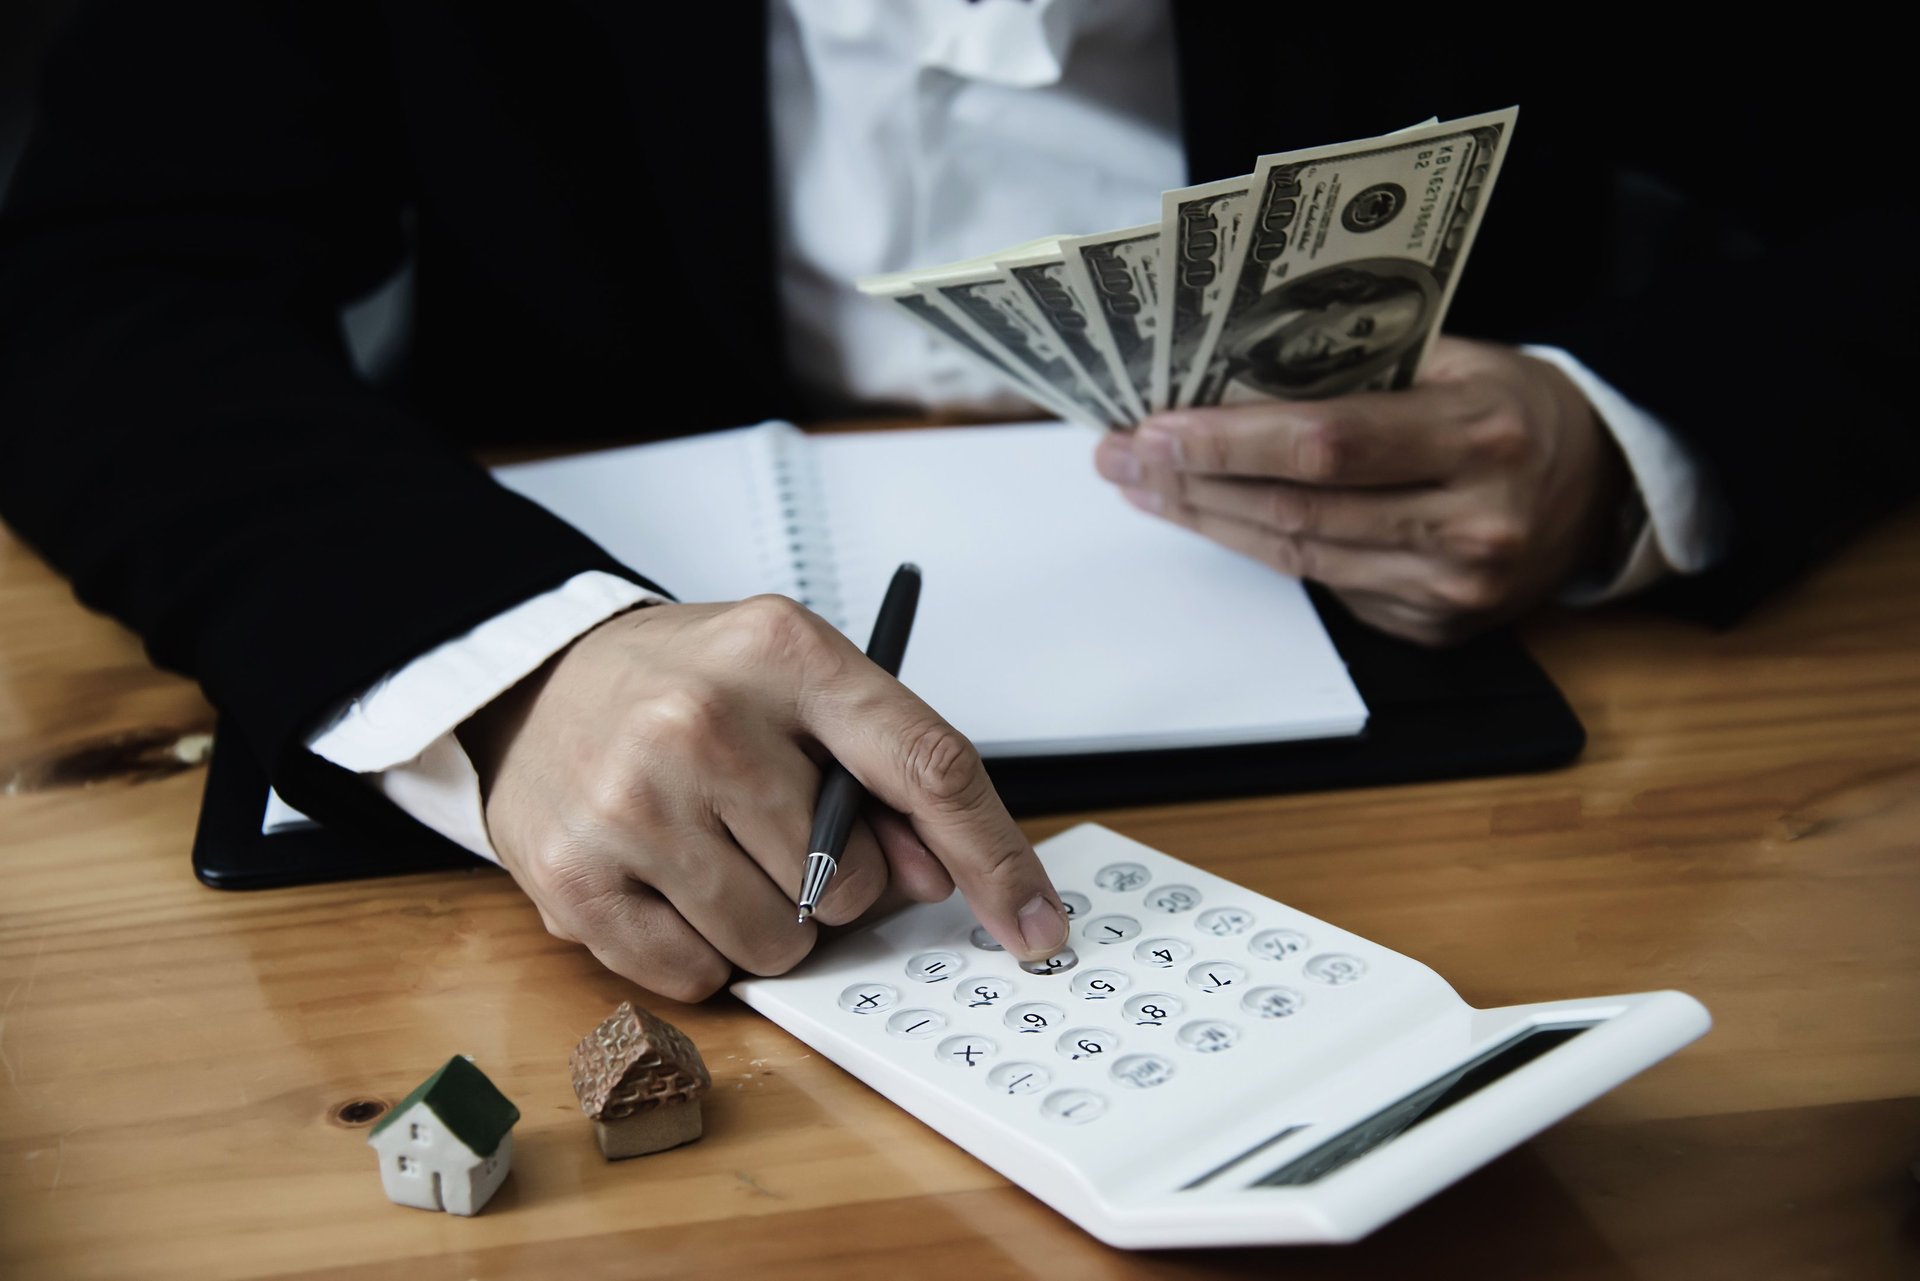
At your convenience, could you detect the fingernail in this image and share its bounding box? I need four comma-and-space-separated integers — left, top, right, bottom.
1121, 486, 1163, 513
1018, 893, 1069, 955
1135, 426, 1181, 469
1095, 441, 1143, 484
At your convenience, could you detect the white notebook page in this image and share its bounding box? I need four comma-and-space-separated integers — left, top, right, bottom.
497, 421, 1366, 757
811, 423, 1365, 754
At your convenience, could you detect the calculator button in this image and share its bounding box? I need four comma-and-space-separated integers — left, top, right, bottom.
937, 1035, 997, 1068
1122, 993, 1184, 1026
839, 983, 899, 1014
1059, 891, 1092, 919
1133, 937, 1193, 969
1144, 884, 1201, 914
955, 976, 1017, 1009
988, 1061, 1051, 1096
968, 925, 1004, 952
886, 1008, 947, 1039
1196, 907, 1255, 937
1041, 1089, 1107, 1125
1082, 914, 1142, 945
1242, 986, 1306, 1020
1304, 953, 1367, 985
905, 950, 965, 983
1057, 1027, 1120, 1061
1249, 928, 1310, 961
1094, 862, 1151, 893
1071, 968, 1132, 1001
1020, 948, 1079, 976
1110, 1054, 1176, 1090
1176, 1020, 1241, 1054
1005, 1002, 1067, 1036
1186, 961, 1247, 993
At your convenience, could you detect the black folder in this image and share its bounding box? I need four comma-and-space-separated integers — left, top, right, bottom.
192, 588, 1584, 890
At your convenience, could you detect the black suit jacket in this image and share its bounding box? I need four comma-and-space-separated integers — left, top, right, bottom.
1, 4, 1913, 840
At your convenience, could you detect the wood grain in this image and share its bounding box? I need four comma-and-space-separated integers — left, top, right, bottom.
3, 507, 1918, 1281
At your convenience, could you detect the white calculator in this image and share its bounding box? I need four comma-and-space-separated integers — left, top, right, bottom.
732, 823, 1710, 1248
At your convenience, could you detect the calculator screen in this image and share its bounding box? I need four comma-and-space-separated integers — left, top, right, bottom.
1249, 1022, 1595, 1187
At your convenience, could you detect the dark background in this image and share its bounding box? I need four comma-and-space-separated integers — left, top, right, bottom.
0, 0, 72, 198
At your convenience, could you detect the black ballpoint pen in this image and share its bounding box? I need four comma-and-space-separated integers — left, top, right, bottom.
796, 562, 923, 923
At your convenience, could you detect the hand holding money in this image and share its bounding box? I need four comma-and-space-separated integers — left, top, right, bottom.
1092, 337, 1629, 645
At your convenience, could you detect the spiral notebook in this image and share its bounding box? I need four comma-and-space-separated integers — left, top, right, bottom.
492, 421, 1367, 756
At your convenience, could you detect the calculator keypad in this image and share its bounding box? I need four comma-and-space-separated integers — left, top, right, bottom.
822, 844, 1387, 1136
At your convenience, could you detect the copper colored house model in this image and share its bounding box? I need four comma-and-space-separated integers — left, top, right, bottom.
570, 1002, 712, 1158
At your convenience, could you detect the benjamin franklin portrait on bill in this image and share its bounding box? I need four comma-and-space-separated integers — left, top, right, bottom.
1218, 259, 1441, 400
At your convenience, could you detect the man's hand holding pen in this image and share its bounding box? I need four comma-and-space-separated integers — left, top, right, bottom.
458, 592, 1070, 1002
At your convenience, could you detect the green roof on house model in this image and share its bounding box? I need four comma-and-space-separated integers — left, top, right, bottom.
369, 1055, 520, 1157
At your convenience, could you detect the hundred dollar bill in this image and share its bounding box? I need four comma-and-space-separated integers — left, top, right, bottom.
917, 256, 1124, 429
855, 266, 1084, 424
998, 241, 1139, 426
1059, 223, 1161, 419
1185, 107, 1517, 407
1155, 175, 1253, 410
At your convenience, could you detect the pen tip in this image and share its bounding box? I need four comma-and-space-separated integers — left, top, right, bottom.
796, 906, 813, 924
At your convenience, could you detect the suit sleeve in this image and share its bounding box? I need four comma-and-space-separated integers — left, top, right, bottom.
0, 1, 660, 831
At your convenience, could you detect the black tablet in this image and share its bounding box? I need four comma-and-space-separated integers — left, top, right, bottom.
192, 588, 1583, 890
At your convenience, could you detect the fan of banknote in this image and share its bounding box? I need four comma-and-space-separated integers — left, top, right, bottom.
857, 109, 1517, 430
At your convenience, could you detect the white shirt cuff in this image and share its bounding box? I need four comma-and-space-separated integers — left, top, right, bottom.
264, 569, 660, 862
1523, 345, 1729, 604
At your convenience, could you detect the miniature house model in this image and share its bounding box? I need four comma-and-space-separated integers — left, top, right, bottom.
570, 1001, 712, 1159
367, 1055, 520, 1215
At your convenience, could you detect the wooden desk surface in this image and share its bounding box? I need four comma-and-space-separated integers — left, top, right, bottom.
3, 508, 1918, 1281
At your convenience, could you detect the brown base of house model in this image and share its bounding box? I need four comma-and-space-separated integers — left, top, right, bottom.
593, 1101, 703, 1159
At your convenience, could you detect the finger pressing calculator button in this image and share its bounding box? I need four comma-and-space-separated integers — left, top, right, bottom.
1094, 862, 1151, 892
1041, 1089, 1108, 1125
1144, 884, 1201, 914
886, 1008, 948, 1039
1304, 953, 1367, 985
905, 950, 965, 982
1059, 891, 1092, 919
1242, 986, 1306, 1020
988, 1061, 1051, 1096
1020, 948, 1079, 976
955, 976, 1016, 1009
1110, 1053, 1176, 1089
1071, 968, 1131, 1001
1176, 1020, 1241, 1054
968, 925, 1004, 952
839, 983, 899, 1014
1057, 1027, 1120, 1061
1133, 937, 1193, 969
1083, 914, 1141, 945
1196, 906, 1255, 937
1005, 1001, 1067, 1035
1186, 961, 1247, 993
1248, 928, 1310, 961
1122, 993, 1184, 1026
937, 1034, 997, 1068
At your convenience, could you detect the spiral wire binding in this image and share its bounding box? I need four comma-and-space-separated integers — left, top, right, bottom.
759, 424, 847, 630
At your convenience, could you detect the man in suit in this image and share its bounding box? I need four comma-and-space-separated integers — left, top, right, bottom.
1, 2, 1911, 998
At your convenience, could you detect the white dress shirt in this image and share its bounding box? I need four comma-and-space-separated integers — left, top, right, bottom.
267, 0, 1724, 858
